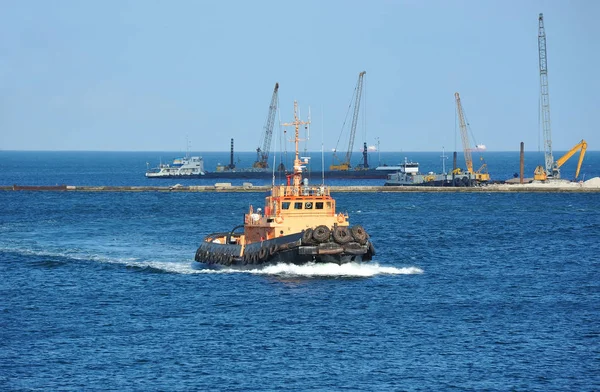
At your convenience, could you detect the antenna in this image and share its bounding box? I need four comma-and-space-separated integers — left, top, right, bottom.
441, 147, 448, 174
272, 128, 277, 187
279, 102, 287, 172
306, 107, 311, 175
272, 155, 276, 186
185, 134, 191, 159
307, 106, 311, 146
321, 105, 325, 185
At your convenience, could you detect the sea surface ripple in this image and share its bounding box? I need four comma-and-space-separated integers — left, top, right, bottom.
1, 152, 599, 391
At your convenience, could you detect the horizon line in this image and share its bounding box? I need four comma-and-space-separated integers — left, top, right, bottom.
0, 149, 597, 153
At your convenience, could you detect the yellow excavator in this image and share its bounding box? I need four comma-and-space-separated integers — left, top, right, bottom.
534, 140, 587, 181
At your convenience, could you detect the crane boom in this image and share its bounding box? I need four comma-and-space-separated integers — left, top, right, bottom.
538, 13, 555, 177
455, 92, 473, 174
533, 14, 588, 181
330, 71, 366, 171
454, 92, 490, 183
538, 14, 560, 178
254, 82, 279, 169
345, 71, 366, 165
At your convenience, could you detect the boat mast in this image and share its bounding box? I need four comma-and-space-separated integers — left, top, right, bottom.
441, 147, 447, 174
186, 135, 191, 159
281, 101, 310, 189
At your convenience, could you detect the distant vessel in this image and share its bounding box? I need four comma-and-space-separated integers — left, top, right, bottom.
194, 102, 375, 268
203, 138, 397, 179
384, 158, 453, 186
385, 156, 482, 187
475, 144, 487, 151
146, 156, 205, 178
375, 161, 417, 172
204, 165, 397, 179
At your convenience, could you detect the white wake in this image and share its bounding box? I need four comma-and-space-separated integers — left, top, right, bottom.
115, 260, 423, 277
3, 246, 423, 277
247, 262, 422, 277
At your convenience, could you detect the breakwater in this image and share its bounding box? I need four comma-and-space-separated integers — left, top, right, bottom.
3, 184, 599, 193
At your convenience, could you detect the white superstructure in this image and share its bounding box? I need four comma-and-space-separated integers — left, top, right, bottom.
146, 156, 205, 178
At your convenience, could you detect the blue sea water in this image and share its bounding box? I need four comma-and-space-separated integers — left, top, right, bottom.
1, 151, 599, 391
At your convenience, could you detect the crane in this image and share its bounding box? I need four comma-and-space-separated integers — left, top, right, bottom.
534, 13, 558, 181
533, 14, 589, 181
254, 82, 279, 169
330, 71, 366, 171
454, 92, 490, 183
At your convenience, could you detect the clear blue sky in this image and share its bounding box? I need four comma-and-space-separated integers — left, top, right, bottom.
1, 0, 598, 152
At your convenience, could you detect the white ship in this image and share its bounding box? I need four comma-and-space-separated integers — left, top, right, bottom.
146, 155, 205, 178
384, 158, 452, 186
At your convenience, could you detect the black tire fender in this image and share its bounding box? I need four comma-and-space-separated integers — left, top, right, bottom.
350, 225, 367, 244
312, 225, 331, 243
333, 226, 352, 244
259, 247, 268, 261
368, 241, 376, 256
302, 228, 314, 244
269, 244, 278, 256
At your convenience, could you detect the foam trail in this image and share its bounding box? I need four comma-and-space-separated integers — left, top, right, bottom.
1, 246, 207, 275
125, 261, 423, 276
3, 246, 423, 277
245, 262, 422, 277
103, 258, 423, 277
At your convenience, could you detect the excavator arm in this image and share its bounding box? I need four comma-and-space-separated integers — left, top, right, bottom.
555, 139, 587, 179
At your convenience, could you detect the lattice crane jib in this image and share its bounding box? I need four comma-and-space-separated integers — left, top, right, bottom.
255, 82, 279, 169
344, 71, 366, 165
455, 92, 473, 174
538, 13, 555, 177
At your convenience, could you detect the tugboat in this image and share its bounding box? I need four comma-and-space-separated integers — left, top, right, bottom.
194, 101, 376, 268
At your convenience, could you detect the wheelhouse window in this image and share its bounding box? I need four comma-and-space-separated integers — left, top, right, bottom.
305, 202, 313, 209
315, 202, 324, 209
282, 202, 290, 210
294, 202, 303, 209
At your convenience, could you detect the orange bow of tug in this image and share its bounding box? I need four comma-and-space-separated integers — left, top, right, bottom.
194, 102, 375, 268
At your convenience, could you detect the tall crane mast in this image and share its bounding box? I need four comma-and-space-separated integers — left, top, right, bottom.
455, 92, 490, 183
537, 13, 556, 178
330, 71, 366, 171
254, 82, 279, 169
455, 92, 473, 174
